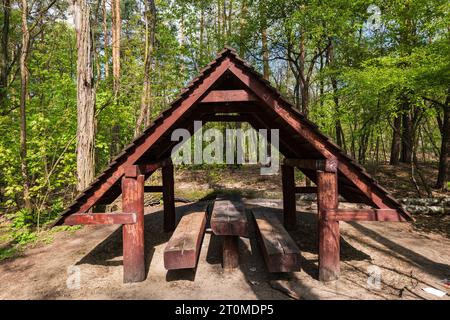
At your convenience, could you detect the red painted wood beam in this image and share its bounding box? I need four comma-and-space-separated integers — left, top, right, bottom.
196, 103, 261, 114
201, 114, 250, 122
64, 212, 137, 225
284, 158, 338, 173
294, 186, 318, 194
317, 171, 340, 281
200, 90, 258, 103
124, 158, 171, 177
68, 58, 234, 216
227, 63, 411, 220
325, 209, 407, 222
122, 172, 146, 283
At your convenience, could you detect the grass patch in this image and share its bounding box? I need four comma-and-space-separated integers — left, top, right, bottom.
0, 246, 20, 261
0, 221, 83, 262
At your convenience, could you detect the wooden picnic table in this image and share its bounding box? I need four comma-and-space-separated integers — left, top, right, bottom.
210, 196, 248, 270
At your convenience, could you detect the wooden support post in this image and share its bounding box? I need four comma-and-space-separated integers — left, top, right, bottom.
317, 170, 340, 281
162, 160, 176, 232
122, 168, 145, 283
282, 164, 296, 230
222, 235, 239, 270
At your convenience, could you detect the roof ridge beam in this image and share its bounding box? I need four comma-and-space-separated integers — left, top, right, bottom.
200, 89, 258, 103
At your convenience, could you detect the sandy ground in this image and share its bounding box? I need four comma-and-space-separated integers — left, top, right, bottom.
0, 198, 449, 300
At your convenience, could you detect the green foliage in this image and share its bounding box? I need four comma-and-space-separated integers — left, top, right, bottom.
8, 209, 38, 245
0, 0, 448, 250
0, 246, 19, 261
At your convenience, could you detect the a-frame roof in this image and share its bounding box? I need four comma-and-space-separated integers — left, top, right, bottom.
56, 47, 411, 225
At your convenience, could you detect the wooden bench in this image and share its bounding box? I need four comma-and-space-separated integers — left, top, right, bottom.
164, 211, 207, 270
210, 196, 248, 270
252, 208, 301, 273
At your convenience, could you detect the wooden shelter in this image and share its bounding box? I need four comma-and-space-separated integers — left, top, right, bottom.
55, 47, 412, 283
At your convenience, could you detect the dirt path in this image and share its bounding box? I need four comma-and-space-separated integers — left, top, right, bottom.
0, 198, 448, 300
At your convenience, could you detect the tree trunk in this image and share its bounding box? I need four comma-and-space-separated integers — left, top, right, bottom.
19, 0, 31, 210
102, 0, 109, 79
73, 0, 96, 192
436, 89, 450, 189
238, 0, 247, 57
0, 0, 10, 109
135, 0, 155, 137
326, 40, 345, 148
111, 0, 121, 95
400, 95, 413, 164
300, 79, 309, 116
227, 0, 233, 41
199, 3, 204, 63
260, 1, 269, 80
110, 124, 120, 160
390, 115, 401, 165
216, 0, 222, 46
299, 31, 308, 116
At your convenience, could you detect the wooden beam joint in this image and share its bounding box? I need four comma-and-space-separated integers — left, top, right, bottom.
284, 158, 338, 173
125, 158, 172, 178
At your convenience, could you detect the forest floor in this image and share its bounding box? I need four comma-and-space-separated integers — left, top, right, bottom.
0, 164, 449, 300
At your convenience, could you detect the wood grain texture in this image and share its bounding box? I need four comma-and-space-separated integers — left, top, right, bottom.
200, 89, 258, 103
64, 212, 136, 225
317, 171, 340, 281
164, 211, 207, 270
210, 197, 248, 237
122, 174, 145, 283
222, 235, 239, 270
325, 208, 405, 222
252, 208, 301, 273
284, 158, 338, 173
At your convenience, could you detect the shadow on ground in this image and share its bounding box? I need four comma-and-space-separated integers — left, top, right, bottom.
76, 201, 210, 280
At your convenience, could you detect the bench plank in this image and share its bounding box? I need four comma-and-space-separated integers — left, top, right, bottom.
164, 211, 207, 270
252, 209, 301, 273
223, 235, 239, 270
210, 198, 248, 237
